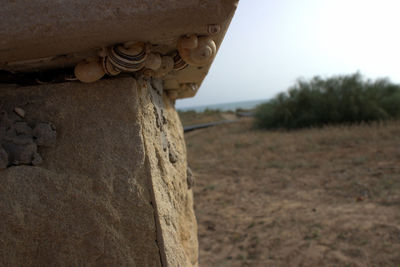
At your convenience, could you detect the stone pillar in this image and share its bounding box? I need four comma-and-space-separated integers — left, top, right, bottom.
0, 77, 198, 266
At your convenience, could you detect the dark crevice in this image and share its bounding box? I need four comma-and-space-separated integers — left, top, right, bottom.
0, 69, 138, 86
0, 68, 76, 86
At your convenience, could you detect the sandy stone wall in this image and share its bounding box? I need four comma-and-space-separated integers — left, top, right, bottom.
138, 77, 198, 266
0, 77, 197, 266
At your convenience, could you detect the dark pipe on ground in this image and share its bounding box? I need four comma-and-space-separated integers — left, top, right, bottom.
183, 120, 237, 133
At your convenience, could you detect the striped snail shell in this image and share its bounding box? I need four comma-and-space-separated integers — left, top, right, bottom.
74, 57, 105, 83
102, 57, 121, 76
173, 52, 189, 71
153, 56, 174, 78
177, 35, 216, 66
106, 42, 148, 72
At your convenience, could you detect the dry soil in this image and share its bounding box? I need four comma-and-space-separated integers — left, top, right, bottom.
184, 118, 400, 267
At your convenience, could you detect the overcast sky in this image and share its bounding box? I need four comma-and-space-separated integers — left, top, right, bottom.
176, 0, 400, 108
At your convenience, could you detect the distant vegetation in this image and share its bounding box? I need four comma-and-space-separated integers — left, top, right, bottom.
255, 73, 400, 129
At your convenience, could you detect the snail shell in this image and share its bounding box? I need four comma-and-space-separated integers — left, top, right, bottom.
107, 42, 147, 72
179, 34, 198, 49
173, 53, 189, 71
102, 57, 121, 76
74, 57, 105, 83
145, 53, 162, 70
177, 36, 216, 66
154, 56, 174, 77
141, 68, 155, 78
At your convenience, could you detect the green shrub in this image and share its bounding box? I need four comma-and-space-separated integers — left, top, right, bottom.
255, 73, 400, 129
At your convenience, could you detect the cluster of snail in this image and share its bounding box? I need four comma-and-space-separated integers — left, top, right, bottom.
74, 34, 217, 83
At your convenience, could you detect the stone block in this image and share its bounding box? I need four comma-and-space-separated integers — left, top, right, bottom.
0, 77, 198, 266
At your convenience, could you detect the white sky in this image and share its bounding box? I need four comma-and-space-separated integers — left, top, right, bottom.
176, 0, 400, 108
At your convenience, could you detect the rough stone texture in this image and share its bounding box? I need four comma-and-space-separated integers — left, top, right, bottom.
0, 0, 238, 96
0, 77, 197, 266
0, 109, 56, 168
0, 0, 238, 63
32, 122, 57, 147
137, 78, 198, 266
0, 146, 8, 169
187, 166, 195, 190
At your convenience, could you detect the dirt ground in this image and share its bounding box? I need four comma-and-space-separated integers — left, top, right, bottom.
178, 110, 235, 126
184, 118, 400, 267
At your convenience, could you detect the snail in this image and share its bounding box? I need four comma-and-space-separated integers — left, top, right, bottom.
141, 54, 170, 77
145, 53, 162, 70
102, 57, 121, 76
173, 52, 188, 71
140, 68, 155, 78
178, 34, 198, 49
177, 35, 216, 66
74, 57, 105, 83
153, 56, 174, 78
73, 36, 199, 83
106, 42, 148, 72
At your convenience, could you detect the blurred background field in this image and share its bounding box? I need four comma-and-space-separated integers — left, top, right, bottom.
174, 0, 400, 264
183, 117, 400, 266
180, 73, 400, 266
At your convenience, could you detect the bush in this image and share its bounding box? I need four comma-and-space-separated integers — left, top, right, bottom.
255, 73, 400, 129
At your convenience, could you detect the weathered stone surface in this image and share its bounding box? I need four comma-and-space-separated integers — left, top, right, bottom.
0, 77, 197, 266
0, 110, 57, 167
2, 138, 37, 165
187, 166, 195, 190
0, 1, 238, 64
0, 146, 8, 169
0, 0, 238, 98
14, 122, 32, 135
138, 77, 198, 266
33, 122, 56, 147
